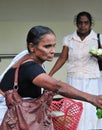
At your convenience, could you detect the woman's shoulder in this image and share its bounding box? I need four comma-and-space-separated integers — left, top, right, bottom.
62, 33, 74, 46
21, 61, 45, 74
62, 32, 75, 44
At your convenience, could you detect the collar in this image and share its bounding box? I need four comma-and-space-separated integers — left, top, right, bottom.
71, 30, 97, 41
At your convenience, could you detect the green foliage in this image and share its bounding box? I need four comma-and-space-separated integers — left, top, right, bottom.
96, 108, 102, 119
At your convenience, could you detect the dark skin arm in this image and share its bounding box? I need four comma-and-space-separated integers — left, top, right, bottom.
49, 46, 69, 76
33, 73, 102, 109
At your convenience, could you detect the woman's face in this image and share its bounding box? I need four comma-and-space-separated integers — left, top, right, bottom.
33, 33, 56, 63
77, 16, 91, 35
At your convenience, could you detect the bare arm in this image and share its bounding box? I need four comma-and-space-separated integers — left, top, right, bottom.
33, 73, 102, 109
49, 46, 68, 76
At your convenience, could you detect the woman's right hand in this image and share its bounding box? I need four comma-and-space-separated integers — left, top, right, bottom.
90, 95, 102, 109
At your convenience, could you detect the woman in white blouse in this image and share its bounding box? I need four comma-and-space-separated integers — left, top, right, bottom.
49, 11, 102, 130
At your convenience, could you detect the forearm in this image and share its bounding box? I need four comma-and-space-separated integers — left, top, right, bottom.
56, 81, 95, 104
49, 63, 62, 76
49, 58, 66, 76
49, 46, 68, 76
34, 73, 102, 109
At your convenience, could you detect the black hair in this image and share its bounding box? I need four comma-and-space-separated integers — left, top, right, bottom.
26, 25, 55, 52
74, 11, 94, 26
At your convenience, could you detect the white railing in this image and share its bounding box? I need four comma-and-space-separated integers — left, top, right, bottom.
0, 53, 60, 61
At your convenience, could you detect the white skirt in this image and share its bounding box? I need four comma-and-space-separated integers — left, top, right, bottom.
66, 77, 101, 130
96, 77, 102, 129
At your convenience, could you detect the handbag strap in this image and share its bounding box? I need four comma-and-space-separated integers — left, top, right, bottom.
97, 33, 101, 48
0, 54, 31, 96
13, 54, 33, 87
0, 89, 5, 96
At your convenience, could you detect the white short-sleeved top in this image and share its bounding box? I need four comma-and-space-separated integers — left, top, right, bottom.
62, 30, 102, 78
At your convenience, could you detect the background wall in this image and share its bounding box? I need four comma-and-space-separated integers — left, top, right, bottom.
0, 0, 102, 81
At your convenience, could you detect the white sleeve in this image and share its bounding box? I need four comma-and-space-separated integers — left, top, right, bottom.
100, 34, 102, 46
62, 36, 68, 46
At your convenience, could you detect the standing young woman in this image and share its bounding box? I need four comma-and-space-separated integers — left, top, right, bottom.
49, 12, 102, 130
0, 25, 102, 129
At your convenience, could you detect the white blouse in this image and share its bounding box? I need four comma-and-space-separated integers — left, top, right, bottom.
62, 30, 102, 78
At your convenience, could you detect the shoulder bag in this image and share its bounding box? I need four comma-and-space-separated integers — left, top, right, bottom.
0, 55, 55, 130
97, 33, 102, 71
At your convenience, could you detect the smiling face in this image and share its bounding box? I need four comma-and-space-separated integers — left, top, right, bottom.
29, 33, 56, 64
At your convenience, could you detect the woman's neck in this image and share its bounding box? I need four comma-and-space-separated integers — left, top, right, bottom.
30, 54, 43, 66
77, 30, 91, 40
